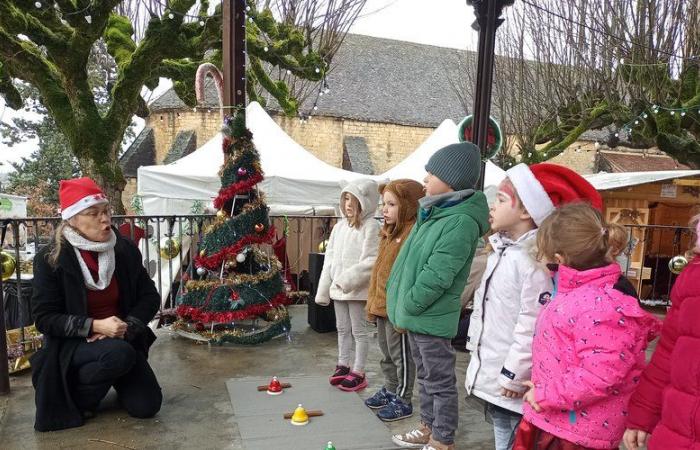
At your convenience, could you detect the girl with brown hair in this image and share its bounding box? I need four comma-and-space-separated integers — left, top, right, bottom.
364, 179, 424, 422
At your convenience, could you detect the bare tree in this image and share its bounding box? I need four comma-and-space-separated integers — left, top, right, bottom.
456, 0, 700, 168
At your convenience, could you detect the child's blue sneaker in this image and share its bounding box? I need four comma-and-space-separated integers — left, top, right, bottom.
377, 396, 413, 422
364, 387, 393, 409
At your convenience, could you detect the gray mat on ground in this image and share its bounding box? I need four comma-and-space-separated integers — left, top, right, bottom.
226, 376, 399, 450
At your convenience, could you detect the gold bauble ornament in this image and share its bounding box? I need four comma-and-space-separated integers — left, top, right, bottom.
160, 238, 181, 260
669, 255, 689, 275
200, 249, 206, 257
318, 239, 329, 253
1, 251, 16, 280
217, 210, 227, 218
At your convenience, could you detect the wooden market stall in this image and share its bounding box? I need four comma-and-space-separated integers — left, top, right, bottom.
587, 170, 700, 300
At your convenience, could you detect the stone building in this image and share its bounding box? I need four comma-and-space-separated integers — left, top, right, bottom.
121, 34, 688, 210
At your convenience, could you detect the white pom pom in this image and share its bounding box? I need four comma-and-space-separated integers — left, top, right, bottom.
236, 253, 246, 263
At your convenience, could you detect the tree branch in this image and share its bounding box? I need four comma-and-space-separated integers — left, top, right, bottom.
0, 28, 74, 128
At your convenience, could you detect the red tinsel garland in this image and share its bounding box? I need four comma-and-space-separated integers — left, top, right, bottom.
176, 293, 290, 323
195, 225, 276, 270
213, 172, 264, 209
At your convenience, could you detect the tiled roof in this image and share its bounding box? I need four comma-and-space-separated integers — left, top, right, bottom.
150, 34, 472, 127
599, 150, 690, 172
163, 130, 197, 164
342, 136, 374, 175
120, 127, 155, 177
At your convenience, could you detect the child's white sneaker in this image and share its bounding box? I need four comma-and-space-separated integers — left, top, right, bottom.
391, 422, 431, 448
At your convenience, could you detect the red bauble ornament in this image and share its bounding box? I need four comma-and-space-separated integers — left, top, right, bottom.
195, 322, 205, 331
267, 376, 283, 395
254, 223, 265, 233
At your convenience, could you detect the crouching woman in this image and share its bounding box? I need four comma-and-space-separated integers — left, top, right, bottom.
31, 177, 162, 431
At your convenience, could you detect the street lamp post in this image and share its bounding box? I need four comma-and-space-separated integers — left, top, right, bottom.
468, 0, 513, 189
222, 0, 246, 111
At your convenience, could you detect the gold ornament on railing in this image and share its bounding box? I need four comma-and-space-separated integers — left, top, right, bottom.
159, 238, 181, 260
1, 251, 16, 280
318, 239, 329, 253
669, 255, 689, 275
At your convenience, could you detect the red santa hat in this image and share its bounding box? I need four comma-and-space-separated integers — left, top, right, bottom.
506, 163, 602, 226
59, 177, 109, 220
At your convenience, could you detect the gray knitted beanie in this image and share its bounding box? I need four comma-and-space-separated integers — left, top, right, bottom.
425, 142, 482, 191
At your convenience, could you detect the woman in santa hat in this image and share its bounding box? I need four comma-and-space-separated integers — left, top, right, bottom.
30, 177, 162, 431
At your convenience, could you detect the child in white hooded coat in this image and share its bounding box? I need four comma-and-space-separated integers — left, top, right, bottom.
315, 178, 380, 392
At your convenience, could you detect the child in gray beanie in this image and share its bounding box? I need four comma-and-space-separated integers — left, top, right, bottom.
388, 141, 489, 450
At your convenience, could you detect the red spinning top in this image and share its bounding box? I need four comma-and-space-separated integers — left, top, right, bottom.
267, 376, 283, 395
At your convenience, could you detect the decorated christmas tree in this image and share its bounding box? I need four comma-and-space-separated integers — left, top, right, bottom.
173, 111, 290, 344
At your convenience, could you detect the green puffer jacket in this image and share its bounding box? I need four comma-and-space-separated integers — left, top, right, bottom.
386, 191, 489, 338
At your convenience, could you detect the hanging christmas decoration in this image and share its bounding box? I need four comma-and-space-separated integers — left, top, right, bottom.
318, 239, 329, 253
457, 115, 503, 159
669, 255, 689, 275
254, 223, 265, 233
160, 238, 181, 260
1, 251, 17, 280
236, 252, 247, 263
237, 167, 248, 177
196, 267, 207, 276
217, 209, 227, 218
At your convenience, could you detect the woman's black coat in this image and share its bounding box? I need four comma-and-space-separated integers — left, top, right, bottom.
30, 230, 160, 431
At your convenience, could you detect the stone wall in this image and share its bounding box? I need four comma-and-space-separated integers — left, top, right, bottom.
150, 110, 223, 164
122, 178, 138, 214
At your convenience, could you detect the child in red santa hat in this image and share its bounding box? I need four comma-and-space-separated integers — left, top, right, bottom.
465, 163, 604, 450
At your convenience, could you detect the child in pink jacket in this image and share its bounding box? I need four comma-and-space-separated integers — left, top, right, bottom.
515, 203, 660, 450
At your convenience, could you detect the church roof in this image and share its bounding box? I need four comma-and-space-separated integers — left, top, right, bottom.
150, 34, 473, 128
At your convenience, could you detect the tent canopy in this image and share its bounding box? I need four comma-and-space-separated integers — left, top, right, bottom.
138, 102, 506, 216
138, 102, 369, 215
380, 119, 506, 188
584, 169, 700, 191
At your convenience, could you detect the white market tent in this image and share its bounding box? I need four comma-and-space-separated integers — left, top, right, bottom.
584, 169, 700, 190
138, 101, 372, 216
380, 119, 507, 188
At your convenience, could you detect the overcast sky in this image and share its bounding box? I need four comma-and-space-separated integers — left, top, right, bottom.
0, 0, 478, 173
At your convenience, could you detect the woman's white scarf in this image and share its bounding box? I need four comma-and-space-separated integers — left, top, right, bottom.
62, 226, 117, 291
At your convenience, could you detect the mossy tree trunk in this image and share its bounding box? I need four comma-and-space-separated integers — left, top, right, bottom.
1, 0, 363, 212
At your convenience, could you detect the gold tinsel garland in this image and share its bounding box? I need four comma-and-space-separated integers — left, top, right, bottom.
186, 249, 282, 291
170, 306, 290, 344
203, 196, 268, 235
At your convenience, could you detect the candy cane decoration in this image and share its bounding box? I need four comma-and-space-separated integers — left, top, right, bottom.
195, 63, 224, 107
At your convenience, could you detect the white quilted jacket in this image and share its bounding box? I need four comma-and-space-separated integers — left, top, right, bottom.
465, 230, 554, 413
315, 179, 380, 304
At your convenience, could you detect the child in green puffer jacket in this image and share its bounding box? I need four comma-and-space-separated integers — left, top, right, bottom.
387, 142, 490, 450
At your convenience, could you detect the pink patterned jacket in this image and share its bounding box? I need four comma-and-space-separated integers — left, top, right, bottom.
523, 263, 660, 449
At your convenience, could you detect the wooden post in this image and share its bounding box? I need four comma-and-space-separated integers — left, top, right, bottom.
470, 0, 510, 189
222, 0, 246, 111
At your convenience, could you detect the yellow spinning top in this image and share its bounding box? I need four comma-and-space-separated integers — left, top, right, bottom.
290, 404, 309, 426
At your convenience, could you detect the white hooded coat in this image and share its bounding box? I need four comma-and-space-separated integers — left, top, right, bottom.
465, 230, 554, 413
315, 179, 381, 304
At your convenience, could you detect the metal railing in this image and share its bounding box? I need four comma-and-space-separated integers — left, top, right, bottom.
0, 217, 692, 392
618, 224, 695, 308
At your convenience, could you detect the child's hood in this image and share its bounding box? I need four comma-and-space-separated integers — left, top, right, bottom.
340, 178, 380, 219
